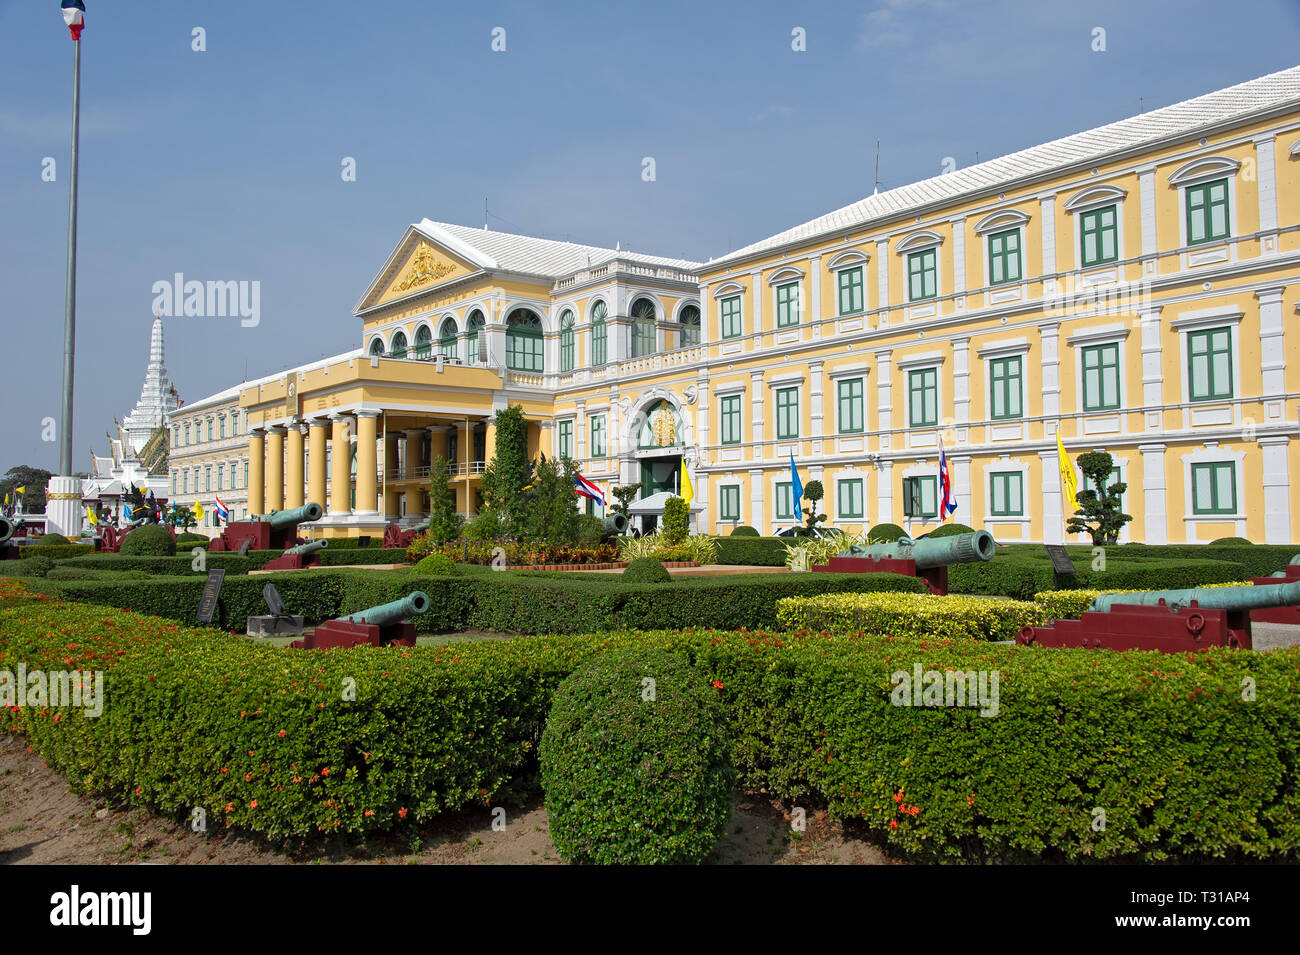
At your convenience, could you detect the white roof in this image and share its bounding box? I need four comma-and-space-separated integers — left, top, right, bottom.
415, 219, 702, 278
710, 65, 1300, 268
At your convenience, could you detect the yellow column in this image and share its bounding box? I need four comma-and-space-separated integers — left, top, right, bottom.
285, 422, 305, 509
355, 411, 379, 515
483, 417, 496, 464
383, 432, 401, 518
307, 418, 328, 510
265, 426, 285, 513
330, 414, 352, 516
247, 429, 265, 515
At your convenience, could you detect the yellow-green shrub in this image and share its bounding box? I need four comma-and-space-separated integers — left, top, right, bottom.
1033, 581, 1256, 620
776, 591, 1048, 642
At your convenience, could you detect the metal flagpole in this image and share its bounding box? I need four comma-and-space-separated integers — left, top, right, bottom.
60, 29, 82, 477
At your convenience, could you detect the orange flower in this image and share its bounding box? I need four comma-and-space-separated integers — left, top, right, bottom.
711, 680, 724, 689
277, 730, 287, 738
889, 820, 898, 830
364, 809, 374, 817
398, 808, 408, 819
250, 799, 258, 809
321, 768, 330, 776
244, 772, 253, 782
893, 791, 904, 804
225, 802, 234, 812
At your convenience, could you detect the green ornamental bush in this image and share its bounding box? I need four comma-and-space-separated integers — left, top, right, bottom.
539, 648, 734, 864
35, 533, 70, 545
927, 523, 975, 538
662, 496, 689, 545
412, 553, 456, 576
867, 522, 906, 544
1209, 537, 1253, 546
118, 524, 177, 557
729, 525, 759, 537
15, 555, 56, 577
623, 557, 671, 583
176, 532, 210, 546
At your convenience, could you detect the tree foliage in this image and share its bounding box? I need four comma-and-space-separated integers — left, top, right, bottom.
0, 465, 52, 514
426, 455, 464, 545
1066, 450, 1133, 545
479, 405, 531, 529
610, 484, 642, 519
662, 496, 689, 544
800, 479, 828, 536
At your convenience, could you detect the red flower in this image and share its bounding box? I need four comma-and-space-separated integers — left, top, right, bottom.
364, 809, 375, 817
134, 786, 142, 796
225, 802, 234, 812
711, 680, 724, 690
250, 799, 258, 809
321, 768, 330, 777
889, 820, 899, 830
277, 729, 287, 738
893, 791, 904, 804
398, 808, 408, 819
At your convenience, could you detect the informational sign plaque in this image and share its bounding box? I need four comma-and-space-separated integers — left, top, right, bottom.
1044, 544, 1076, 576
196, 568, 226, 624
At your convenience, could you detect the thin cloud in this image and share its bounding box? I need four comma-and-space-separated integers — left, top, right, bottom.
856, 0, 957, 50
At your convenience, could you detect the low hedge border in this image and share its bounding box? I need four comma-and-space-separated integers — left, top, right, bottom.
9, 543, 95, 560
776, 592, 1047, 641
711, 536, 788, 566
26, 568, 928, 635
1033, 581, 1256, 620
3, 586, 1297, 860
950, 556, 1246, 599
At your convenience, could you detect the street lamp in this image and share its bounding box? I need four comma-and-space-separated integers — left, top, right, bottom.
48, 1, 86, 538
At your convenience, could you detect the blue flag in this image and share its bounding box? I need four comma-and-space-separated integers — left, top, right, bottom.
789, 451, 803, 522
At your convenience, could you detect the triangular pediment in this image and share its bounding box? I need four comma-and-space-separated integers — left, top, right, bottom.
355, 223, 496, 314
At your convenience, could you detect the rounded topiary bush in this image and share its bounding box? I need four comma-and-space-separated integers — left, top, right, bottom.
119, 524, 176, 557
623, 556, 671, 582
927, 523, 975, 538
867, 522, 906, 544
539, 648, 734, 865
412, 553, 456, 576
176, 532, 209, 546
35, 533, 70, 545
729, 525, 759, 537
1209, 537, 1253, 545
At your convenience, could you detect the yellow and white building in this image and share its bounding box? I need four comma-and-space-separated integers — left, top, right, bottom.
173, 67, 1300, 544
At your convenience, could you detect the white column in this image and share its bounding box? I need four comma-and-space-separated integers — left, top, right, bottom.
608, 284, 629, 364
695, 370, 710, 450
1140, 443, 1168, 545
1260, 437, 1291, 544
952, 455, 972, 528
951, 215, 966, 303
809, 360, 824, 450
749, 269, 763, 345
1254, 133, 1279, 251
875, 349, 893, 447
1257, 287, 1286, 400
748, 467, 765, 532
44, 476, 83, 538
1039, 449, 1063, 544
575, 400, 587, 459
750, 370, 765, 456
952, 338, 971, 426
697, 281, 711, 346
808, 254, 822, 339
1140, 306, 1164, 432
608, 386, 621, 457
1039, 193, 1057, 277
1040, 322, 1061, 420
876, 460, 894, 526
1138, 165, 1157, 265
875, 239, 890, 324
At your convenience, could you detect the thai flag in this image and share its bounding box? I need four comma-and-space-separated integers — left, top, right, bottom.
214, 496, 229, 522
939, 439, 958, 519
62, 1, 85, 40
573, 473, 605, 505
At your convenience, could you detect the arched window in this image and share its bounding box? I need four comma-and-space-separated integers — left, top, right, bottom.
438, 318, 458, 360
590, 301, 608, 365
506, 309, 543, 372
369, 338, 385, 357
389, 330, 408, 359
637, 399, 683, 449
559, 309, 575, 372
466, 310, 485, 365
413, 325, 433, 360
679, 304, 700, 347
631, 298, 656, 358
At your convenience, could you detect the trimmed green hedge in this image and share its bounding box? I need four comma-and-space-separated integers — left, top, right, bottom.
950, 552, 1246, 599
10, 543, 95, 560
29, 567, 927, 635
777, 592, 1047, 641
58, 553, 270, 575
315, 547, 409, 566
4, 588, 1298, 860
711, 536, 787, 566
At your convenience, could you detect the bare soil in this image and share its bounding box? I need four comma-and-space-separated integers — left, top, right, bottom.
0, 735, 896, 865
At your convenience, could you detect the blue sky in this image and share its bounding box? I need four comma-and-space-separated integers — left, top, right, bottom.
1, 0, 1297, 477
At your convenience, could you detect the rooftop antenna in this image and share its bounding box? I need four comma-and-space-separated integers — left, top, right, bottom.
1139, 96, 1144, 114
873, 140, 880, 195
975, 151, 980, 163
483, 197, 488, 230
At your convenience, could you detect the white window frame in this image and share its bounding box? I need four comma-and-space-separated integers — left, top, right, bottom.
980, 456, 1031, 540
1170, 306, 1243, 428
827, 250, 870, 317
1179, 444, 1246, 535
1063, 184, 1127, 282
1066, 323, 1129, 421
895, 230, 945, 315
1168, 157, 1240, 268
973, 208, 1030, 306
976, 337, 1030, 427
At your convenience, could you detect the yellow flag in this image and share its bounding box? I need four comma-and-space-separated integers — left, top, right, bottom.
1056, 431, 1078, 515
86, 506, 98, 526
15, 486, 24, 495
680, 459, 694, 507
193, 501, 205, 522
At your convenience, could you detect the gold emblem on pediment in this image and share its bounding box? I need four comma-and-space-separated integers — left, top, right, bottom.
651, 407, 676, 447
391, 245, 456, 294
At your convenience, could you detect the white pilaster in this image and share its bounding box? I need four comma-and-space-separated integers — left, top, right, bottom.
1254, 133, 1279, 251
876, 239, 890, 323
1140, 306, 1165, 432
877, 460, 894, 526
749, 468, 765, 532
952, 455, 972, 528
875, 349, 893, 445
809, 360, 824, 448
1256, 287, 1286, 399
1039, 193, 1057, 276
1140, 443, 1168, 545
1040, 322, 1060, 419
1260, 437, 1291, 544
750, 369, 766, 455
809, 254, 822, 340
1039, 449, 1063, 544
951, 216, 966, 301
952, 337, 971, 426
